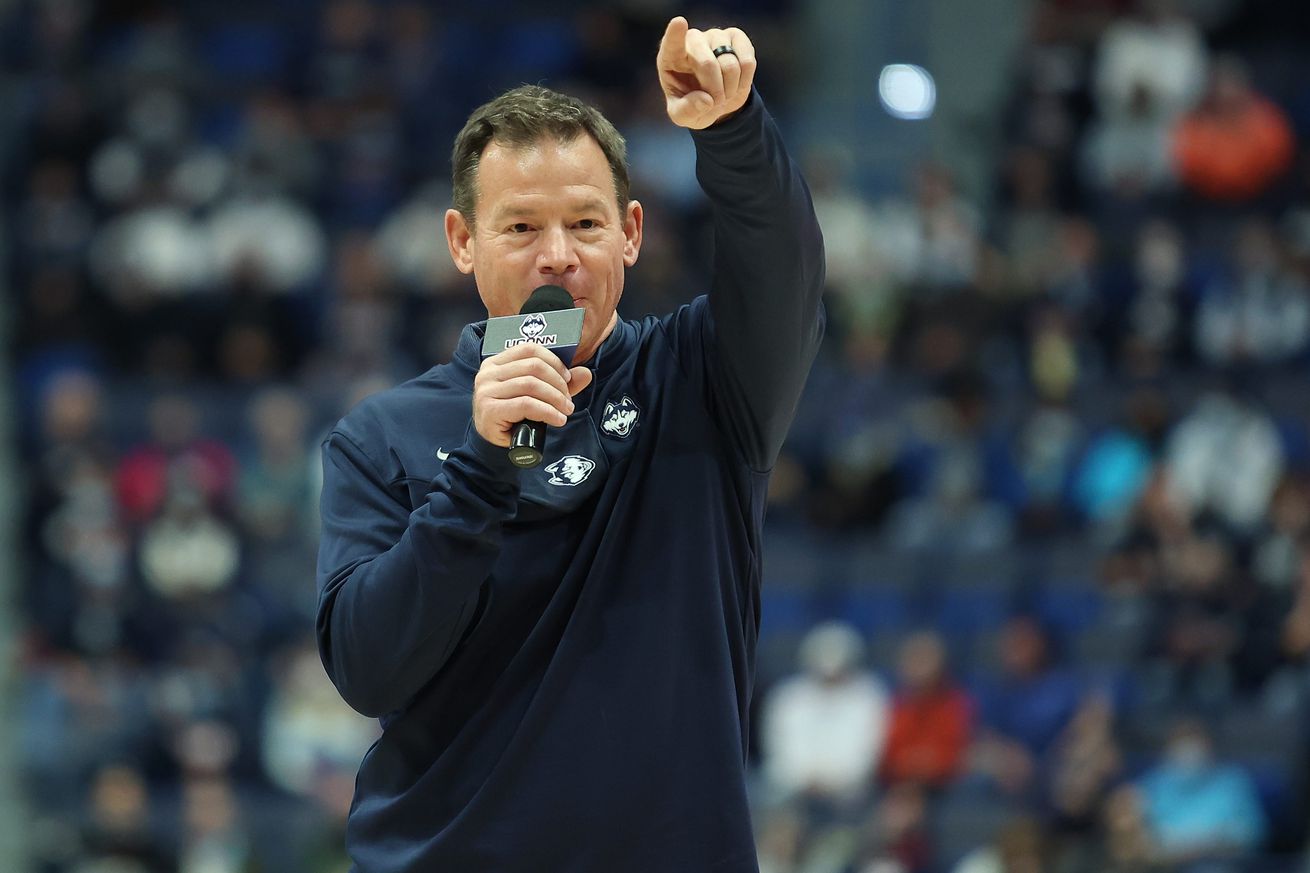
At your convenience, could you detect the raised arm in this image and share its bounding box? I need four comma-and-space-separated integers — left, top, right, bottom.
658, 17, 826, 470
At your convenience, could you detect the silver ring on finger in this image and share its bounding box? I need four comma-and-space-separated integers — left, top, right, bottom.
712, 44, 737, 58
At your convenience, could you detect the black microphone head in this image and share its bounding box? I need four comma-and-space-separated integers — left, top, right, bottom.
519, 284, 574, 315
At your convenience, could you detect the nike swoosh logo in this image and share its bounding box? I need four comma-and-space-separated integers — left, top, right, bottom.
436, 448, 450, 460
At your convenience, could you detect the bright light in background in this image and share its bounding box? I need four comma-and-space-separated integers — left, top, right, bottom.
878, 64, 936, 120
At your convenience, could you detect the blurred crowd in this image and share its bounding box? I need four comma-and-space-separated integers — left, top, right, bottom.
5, 0, 1310, 871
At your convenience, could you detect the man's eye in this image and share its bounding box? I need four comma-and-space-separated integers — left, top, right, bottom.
509, 223, 531, 233
576, 219, 598, 230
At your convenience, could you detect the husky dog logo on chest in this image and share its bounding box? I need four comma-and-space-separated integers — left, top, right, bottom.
600, 395, 640, 439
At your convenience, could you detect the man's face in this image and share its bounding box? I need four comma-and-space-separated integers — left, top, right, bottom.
445, 134, 643, 365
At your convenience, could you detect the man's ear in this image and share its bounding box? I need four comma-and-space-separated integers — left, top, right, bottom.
445, 208, 475, 275
623, 200, 643, 267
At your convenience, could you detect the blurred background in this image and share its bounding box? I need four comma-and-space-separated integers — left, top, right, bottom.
4, 0, 1310, 870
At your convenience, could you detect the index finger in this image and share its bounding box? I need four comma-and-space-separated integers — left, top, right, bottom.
490, 342, 570, 379
656, 16, 691, 69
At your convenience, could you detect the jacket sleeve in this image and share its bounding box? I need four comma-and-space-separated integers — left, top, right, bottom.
315, 419, 520, 717
682, 88, 827, 471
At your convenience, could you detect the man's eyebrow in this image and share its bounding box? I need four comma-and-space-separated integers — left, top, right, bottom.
490, 196, 611, 222
488, 202, 537, 223
571, 195, 611, 213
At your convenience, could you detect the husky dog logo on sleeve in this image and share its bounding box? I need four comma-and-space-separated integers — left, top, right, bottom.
545, 455, 596, 486
600, 395, 640, 439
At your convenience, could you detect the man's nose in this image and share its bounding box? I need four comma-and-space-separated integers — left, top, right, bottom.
536, 226, 579, 274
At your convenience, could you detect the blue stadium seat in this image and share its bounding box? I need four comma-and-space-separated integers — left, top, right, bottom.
1034, 584, 1104, 634
839, 586, 914, 635
933, 585, 1013, 636
759, 588, 819, 637
199, 24, 288, 81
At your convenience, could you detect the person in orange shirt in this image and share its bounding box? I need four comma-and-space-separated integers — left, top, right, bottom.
880, 630, 974, 788
1172, 56, 1295, 202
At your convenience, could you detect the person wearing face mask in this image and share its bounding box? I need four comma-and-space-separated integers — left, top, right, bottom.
1136, 718, 1266, 866
315, 15, 825, 873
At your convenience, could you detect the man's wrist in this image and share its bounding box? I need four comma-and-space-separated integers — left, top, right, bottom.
458, 423, 523, 480
691, 88, 761, 139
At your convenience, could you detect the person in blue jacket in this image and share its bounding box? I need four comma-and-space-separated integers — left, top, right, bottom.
316, 15, 825, 872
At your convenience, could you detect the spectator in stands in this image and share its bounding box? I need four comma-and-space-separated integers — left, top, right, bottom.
1119, 219, 1194, 375
79, 762, 175, 872
801, 144, 887, 316
1093, 0, 1206, 122
24, 370, 134, 655
1098, 785, 1157, 871
260, 639, 379, 801
1144, 516, 1250, 705
1172, 56, 1295, 203
753, 805, 817, 873
909, 162, 983, 292
178, 774, 254, 873
238, 386, 314, 546
1013, 396, 1084, 534
1045, 692, 1123, 865
1081, 80, 1178, 201
849, 782, 933, 873
114, 394, 237, 525
1136, 718, 1267, 865
951, 816, 1048, 873
1070, 386, 1162, 528
1252, 474, 1310, 592
1082, 0, 1207, 198
229, 91, 321, 200
1193, 218, 1310, 369
1277, 548, 1310, 674
138, 480, 241, 601
881, 631, 973, 789
1165, 385, 1284, 534
972, 616, 1081, 796
761, 622, 890, 815
149, 639, 250, 762
998, 146, 1062, 300
19, 157, 95, 267
887, 369, 1020, 552
20, 653, 156, 821
237, 388, 318, 622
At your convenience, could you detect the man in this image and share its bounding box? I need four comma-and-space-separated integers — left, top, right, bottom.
316, 16, 825, 872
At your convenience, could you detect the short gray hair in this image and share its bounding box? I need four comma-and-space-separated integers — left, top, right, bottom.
450, 85, 630, 227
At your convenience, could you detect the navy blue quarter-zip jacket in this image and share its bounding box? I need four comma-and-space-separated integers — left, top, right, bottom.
316, 90, 825, 873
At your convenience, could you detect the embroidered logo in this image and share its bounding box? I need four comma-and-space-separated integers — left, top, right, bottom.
600, 395, 640, 438
545, 455, 596, 486
436, 447, 450, 461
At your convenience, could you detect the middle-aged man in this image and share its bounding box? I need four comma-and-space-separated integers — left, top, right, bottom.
317, 15, 825, 872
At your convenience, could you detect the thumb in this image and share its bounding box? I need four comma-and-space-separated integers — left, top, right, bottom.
567, 366, 594, 397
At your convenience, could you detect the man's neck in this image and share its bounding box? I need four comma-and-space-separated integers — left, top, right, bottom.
573, 311, 619, 366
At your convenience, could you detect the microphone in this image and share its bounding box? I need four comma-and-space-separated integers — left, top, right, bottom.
480, 285, 584, 468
